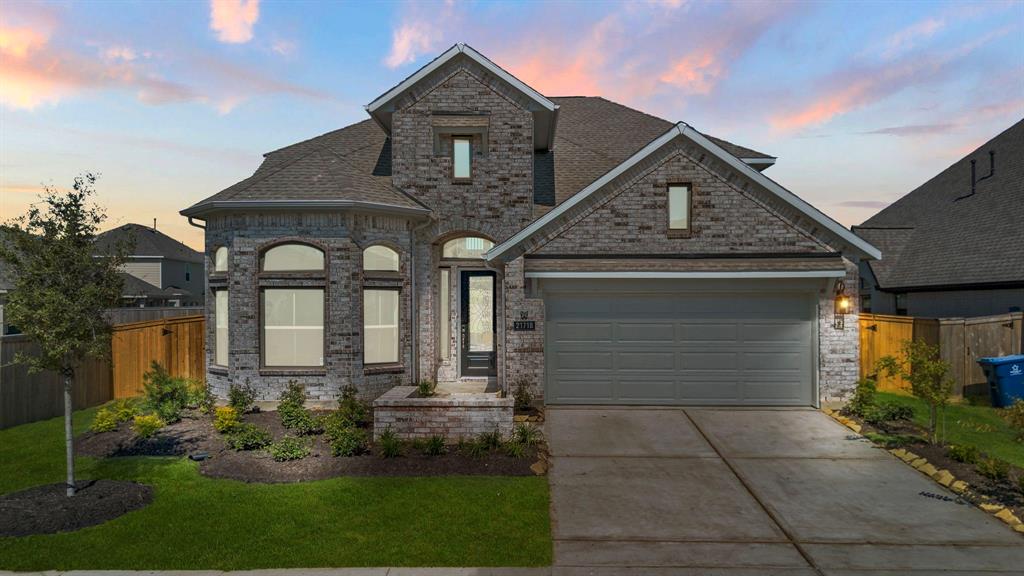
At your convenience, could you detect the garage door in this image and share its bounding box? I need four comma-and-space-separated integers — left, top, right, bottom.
545, 290, 814, 406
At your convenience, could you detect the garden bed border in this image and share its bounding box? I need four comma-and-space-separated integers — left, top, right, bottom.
373, 386, 513, 441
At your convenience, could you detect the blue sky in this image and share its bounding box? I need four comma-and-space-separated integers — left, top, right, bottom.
2, 0, 1022, 249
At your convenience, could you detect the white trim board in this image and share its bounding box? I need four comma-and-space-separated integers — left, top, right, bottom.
486, 122, 881, 262
525, 271, 846, 279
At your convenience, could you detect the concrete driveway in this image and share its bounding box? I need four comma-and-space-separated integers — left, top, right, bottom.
546, 407, 1024, 575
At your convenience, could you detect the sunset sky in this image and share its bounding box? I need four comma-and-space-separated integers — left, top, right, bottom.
2, 0, 1022, 250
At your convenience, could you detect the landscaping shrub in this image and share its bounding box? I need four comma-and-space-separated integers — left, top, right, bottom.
503, 440, 526, 458
90, 408, 119, 433
111, 398, 139, 422
1018, 475, 1024, 495
976, 457, 1011, 481
327, 425, 368, 457
876, 340, 955, 444
513, 378, 534, 412
946, 444, 981, 464
460, 438, 488, 459
228, 381, 257, 414
417, 379, 437, 397
863, 402, 914, 426
415, 435, 446, 456
1004, 399, 1024, 440
378, 427, 403, 458
513, 423, 542, 447
846, 377, 878, 417
225, 423, 272, 451
132, 414, 165, 439
277, 381, 321, 434
267, 436, 310, 461
213, 406, 241, 433
337, 384, 369, 426
141, 361, 191, 423
185, 380, 214, 413
478, 428, 503, 450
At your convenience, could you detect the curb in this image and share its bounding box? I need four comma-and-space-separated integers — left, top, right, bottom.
821, 408, 1024, 535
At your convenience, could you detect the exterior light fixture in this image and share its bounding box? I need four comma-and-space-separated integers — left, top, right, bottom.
834, 280, 850, 329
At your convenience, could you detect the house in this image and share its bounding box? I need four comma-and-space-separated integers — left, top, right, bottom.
180, 44, 880, 407
853, 120, 1024, 317
0, 255, 14, 335
96, 223, 204, 307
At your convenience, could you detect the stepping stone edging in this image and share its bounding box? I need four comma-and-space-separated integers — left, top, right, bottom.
821, 407, 1024, 536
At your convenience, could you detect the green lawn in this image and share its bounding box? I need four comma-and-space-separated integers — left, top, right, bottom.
0, 407, 552, 570
876, 392, 1024, 468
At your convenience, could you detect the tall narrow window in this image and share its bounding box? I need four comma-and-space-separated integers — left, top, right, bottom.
214, 247, 229, 272
263, 288, 324, 367
364, 289, 399, 364
439, 269, 450, 360
453, 136, 471, 180
668, 184, 691, 231
215, 290, 229, 366
185, 263, 192, 282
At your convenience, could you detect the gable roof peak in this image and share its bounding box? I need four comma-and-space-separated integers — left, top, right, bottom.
365, 43, 559, 150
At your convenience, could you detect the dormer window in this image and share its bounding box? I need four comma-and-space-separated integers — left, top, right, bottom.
453, 136, 472, 181
668, 184, 691, 236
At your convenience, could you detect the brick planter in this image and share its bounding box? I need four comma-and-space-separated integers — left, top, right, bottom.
372, 386, 513, 441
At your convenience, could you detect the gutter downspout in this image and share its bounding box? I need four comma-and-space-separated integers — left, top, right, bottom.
409, 217, 435, 385
186, 217, 206, 230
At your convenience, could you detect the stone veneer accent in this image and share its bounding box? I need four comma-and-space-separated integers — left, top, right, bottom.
372, 386, 513, 440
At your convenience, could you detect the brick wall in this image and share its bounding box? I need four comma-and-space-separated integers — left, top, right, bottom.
373, 386, 513, 440
819, 259, 861, 403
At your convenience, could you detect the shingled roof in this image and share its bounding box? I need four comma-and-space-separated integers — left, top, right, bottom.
182, 96, 773, 219
97, 224, 202, 263
853, 119, 1024, 290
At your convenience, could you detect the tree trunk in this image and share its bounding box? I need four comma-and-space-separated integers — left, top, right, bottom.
64, 372, 76, 497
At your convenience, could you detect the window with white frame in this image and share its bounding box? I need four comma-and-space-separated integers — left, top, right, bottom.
214, 290, 229, 366
262, 243, 324, 272
214, 246, 229, 272
441, 236, 494, 259
364, 289, 399, 365
363, 245, 399, 272
453, 136, 471, 180
263, 288, 324, 367
439, 269, 450, 360
668, 184, 691, 231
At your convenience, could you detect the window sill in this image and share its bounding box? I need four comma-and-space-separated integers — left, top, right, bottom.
364, 271, 403, 281
209, 365, 229, 375
364, 363, 405, 375
259, 368, 327, 377
451, 178, 473, 185
667, 229, 692, 239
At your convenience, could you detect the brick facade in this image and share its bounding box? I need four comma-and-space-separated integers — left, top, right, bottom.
373, 386, 513, 440
199, 54, 862, 406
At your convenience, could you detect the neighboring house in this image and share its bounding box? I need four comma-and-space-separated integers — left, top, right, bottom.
181, 44, 879, 407
0, 254, 14, 335
853, 120, 1024, 317
96, 223, 204, 307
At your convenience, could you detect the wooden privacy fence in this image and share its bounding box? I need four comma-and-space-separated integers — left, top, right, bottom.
860, 312, 1024, 397
0, 335, 113, 429
111, 315, 205, 398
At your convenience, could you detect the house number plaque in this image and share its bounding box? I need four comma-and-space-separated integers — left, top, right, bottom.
513, 311, 535, 331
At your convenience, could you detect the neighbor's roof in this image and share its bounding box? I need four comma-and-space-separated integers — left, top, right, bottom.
97, 224, 202, 263
182, 96, 774, 219
119, 273, 192, 299
853, 119, 1024, 290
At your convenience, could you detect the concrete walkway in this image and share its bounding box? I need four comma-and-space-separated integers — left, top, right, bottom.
546, 407, 1024, 575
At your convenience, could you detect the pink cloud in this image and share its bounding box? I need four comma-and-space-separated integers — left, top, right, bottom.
770, 26, 1016, 132
210, 0, 260, 44
385, 21, 437, 68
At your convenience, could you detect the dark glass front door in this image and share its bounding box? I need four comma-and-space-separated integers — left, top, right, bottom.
460, 271, 496, 377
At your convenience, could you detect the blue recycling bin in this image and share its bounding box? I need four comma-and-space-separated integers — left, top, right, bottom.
977, 354, 1024, 408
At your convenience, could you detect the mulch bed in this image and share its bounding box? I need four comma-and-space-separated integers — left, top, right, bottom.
77, 410, 540, 483
846, 412, 1024, 521
0, 480, 153, 537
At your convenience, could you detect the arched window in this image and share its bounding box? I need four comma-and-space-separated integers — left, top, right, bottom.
363, 245, 400, 272
214, 246, 229, 272
442, 236, 494, 259
261, 243, 325, 272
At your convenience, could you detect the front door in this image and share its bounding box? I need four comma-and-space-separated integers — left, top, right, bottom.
460, 271, 497, 377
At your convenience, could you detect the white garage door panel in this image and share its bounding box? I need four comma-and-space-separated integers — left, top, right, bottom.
546, 291, 815, 406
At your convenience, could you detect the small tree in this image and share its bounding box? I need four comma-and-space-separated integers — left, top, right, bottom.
0, 174, 127, 496
876, 339, 955, 444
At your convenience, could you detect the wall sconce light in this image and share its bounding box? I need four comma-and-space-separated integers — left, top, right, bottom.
834, 279, 850, 329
